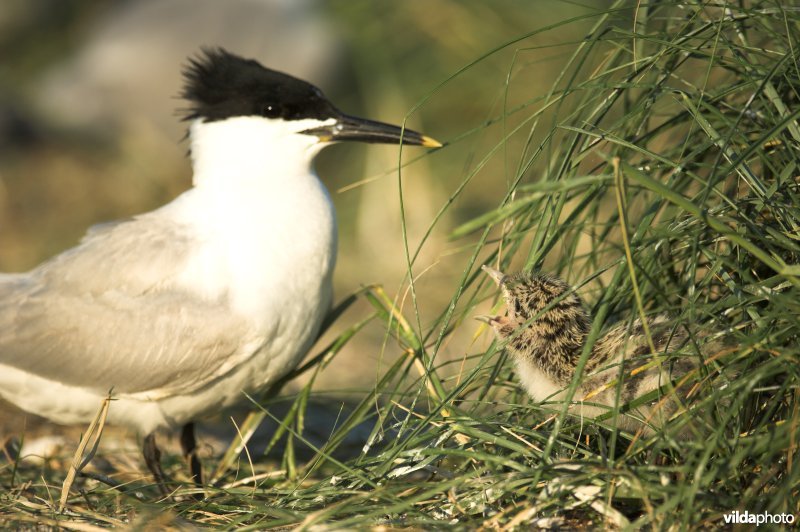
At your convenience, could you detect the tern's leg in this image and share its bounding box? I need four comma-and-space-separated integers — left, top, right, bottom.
180, 422, 203, 485
142, 432, 169, 496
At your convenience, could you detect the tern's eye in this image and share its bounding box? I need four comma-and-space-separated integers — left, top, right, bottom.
261, 104, 280, 118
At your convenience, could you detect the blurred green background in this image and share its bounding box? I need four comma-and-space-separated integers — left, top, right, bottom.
0, 0, 607, 393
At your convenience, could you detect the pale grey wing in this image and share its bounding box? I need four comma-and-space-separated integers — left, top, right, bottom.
0, 216, 254, 397
0, 287, 252, 397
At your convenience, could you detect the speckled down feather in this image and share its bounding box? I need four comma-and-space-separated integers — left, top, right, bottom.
481, 266, 703, 435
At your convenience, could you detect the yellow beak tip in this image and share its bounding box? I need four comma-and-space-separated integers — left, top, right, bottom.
421, 135, 443, 148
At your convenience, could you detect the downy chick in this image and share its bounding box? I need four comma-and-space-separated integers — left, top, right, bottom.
480, 266, 699, 435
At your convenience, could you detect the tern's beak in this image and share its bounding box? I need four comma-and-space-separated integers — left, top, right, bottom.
474, 315, 496, 324
302, 113, 442, 148
481, 265, 506, 285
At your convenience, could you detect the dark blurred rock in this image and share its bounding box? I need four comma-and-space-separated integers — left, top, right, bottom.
0, 94, 42, 152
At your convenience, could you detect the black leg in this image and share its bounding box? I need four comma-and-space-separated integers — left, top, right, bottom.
143, 432, 169, 496
180, 422, 203, 485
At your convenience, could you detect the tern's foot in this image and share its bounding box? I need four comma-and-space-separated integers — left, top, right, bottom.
180, 423, 204, 500
142, 432, 170, 498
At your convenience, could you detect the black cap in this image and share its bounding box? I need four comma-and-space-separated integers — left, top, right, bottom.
181, 47, 441, 148
181, 47, 337, 123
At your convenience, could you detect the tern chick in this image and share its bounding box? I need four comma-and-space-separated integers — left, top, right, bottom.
480, 266, 699, 435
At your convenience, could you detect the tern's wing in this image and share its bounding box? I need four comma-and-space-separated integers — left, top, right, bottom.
0, 216, 257, 398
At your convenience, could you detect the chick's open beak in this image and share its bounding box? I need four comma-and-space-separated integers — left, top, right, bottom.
481, 265, 506, 285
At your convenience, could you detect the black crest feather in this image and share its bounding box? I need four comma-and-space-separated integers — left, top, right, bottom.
181, 48, 338, 122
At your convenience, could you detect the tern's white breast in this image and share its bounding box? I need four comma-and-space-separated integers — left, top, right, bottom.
139, 117, 339, 426
158, 171, 337, 420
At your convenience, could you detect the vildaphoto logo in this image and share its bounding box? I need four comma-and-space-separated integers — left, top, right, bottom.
723, 510, 796, 526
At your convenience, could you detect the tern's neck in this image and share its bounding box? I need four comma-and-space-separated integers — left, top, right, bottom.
188, 117, 326, 190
